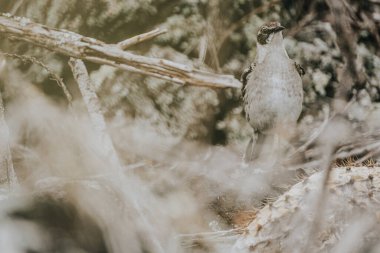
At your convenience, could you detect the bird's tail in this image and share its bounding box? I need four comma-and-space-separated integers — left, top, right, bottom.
243, 132, 266, 163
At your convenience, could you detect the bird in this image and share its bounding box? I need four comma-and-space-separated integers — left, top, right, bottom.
241, 21, 304, 163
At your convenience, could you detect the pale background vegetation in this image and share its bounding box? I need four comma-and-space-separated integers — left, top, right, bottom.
0, 0, 379, 253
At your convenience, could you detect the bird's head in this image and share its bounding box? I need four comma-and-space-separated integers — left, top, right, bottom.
257, 22, 285, 45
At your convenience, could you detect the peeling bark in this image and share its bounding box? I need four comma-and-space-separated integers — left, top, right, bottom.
0, 13, 241, 89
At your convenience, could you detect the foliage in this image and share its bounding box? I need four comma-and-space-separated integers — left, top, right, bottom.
0, 1, 380, 252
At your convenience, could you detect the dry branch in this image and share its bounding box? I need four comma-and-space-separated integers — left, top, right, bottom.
326, 0, 366, 103
288, 136, 380, 172
0, 52, 72, 104
117, 28, 167, 50
0, 13, 241, 89
0, 92, 18, 189
69, 59, 167, 253
68, 58, 121, 169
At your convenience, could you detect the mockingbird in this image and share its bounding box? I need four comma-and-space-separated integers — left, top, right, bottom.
242, 22, 304, 162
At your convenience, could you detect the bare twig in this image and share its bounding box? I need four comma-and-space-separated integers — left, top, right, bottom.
286, 10, 317, 37
198, 35, 208, 63
8, 0, 25, 15
355, 145, 380, 165
335, 141, 380, 160
117, 27, 167, 50
206, 0, 222, 72
0, 13, 241, 89
302, 149, 334, 252
69, 58, 167, 253
68, 58, 121, 169
289, 133, 380, 172
0, 52, 72, 104
287, 97, 355, 161
326, 0, 366, 103
0, 92, 18, 189
287, 105, 330, 159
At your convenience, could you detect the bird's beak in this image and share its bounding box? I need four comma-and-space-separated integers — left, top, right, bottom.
272, 25, 285, 33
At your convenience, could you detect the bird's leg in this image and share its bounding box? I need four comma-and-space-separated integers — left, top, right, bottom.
243, 132, 267, 163
243, 137, 255, 164
270, 133, 283, 163
273, 134, 279, 155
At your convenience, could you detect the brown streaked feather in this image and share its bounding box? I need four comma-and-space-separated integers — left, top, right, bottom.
241, 62, 256, 99
295, 62, 305, 76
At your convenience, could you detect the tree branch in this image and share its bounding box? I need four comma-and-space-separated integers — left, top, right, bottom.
326, 0, 366, 105
0, 52, 72, 104
0, 92, 18, 189
68, 58, 121, 170
0, 13, 241, 89
117, 27, 167, 50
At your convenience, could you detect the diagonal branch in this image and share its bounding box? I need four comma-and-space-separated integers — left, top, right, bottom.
0, 91, 18, 189
68, 58, 121, 169
0, 13, 241, 89
325, 0, 366, 103
117, 27, 167, 50
0, 52, 72, 104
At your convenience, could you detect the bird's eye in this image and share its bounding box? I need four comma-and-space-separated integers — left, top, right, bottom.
261, 27, 269, 33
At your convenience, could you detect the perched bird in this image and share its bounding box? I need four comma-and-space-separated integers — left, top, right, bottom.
242, 22, 304, 162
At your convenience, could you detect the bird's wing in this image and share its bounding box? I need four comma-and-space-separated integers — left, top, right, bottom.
294, 61, 305, 77
241, 62, 256, 98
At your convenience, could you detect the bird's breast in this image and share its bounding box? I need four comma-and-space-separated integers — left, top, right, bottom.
243, 59, 303, 131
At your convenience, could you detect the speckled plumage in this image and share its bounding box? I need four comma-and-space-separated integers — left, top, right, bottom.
242, 22, 303, 161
